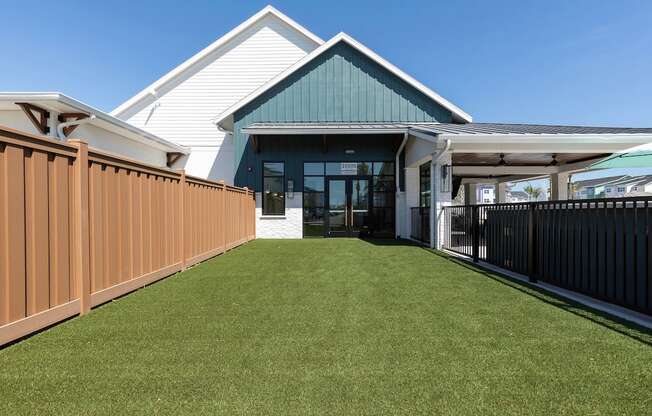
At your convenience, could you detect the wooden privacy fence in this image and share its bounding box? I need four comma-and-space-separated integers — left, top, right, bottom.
443, 198, 652, 316
0, 125, 255, 346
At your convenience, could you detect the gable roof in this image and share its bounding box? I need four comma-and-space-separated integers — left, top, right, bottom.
214, 32, 472, 129
111, 5, 323, 118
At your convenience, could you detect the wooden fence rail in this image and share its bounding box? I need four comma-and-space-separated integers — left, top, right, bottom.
0, 125, 255, 346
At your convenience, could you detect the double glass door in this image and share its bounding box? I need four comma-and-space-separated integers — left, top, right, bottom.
326, 176, 371, 237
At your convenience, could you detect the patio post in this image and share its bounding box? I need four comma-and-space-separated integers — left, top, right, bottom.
430, 146, 452, 249
550, 172, 570, 200
464, 183, 477, 205
496, 182, 507, 203
429, 158, 436, 248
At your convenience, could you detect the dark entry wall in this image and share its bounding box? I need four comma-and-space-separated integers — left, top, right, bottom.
235, 134, 403, 192
232, 40, 454, 189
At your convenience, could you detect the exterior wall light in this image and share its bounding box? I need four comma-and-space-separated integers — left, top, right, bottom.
287, 179, 294, 198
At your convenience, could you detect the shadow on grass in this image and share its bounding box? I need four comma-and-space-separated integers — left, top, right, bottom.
425, 248, 652, 347
358, 237, 424, 247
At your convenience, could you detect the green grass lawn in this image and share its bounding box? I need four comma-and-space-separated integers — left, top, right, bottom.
2, 239, 652, 415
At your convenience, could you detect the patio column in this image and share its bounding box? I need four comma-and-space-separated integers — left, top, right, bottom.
496, 182, 508, 203
430, 151, 452, 249
464, 183, 477, 205
550, 172, 570, 200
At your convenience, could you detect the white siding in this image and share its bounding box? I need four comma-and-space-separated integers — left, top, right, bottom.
120, 15, 318, 183
0, 110, 44, 135
68, 124, 168, 167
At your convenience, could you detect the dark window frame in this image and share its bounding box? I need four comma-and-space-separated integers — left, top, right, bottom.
262, 161, 285, 216
419, 162, 431, 208
302, 162, 326, 237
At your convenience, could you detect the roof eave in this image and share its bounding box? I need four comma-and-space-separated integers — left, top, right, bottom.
0, 92, 188, 154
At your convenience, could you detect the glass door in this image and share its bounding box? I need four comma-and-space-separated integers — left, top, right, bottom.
350, 178, 371, 235
326, 176, 371, 237
326, 179, 348, 236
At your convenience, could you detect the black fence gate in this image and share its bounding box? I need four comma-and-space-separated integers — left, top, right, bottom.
443, 197, 652, 316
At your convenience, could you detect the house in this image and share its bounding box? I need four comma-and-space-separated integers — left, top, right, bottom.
604, 175, 652, 197
477, 185, 496, 204
627, 175, 652, 196
108, 6, 652, 243
0, 92, 187, 167
506, 190, 529, 203
3, 6, 652, 246
572, 175, 629, 199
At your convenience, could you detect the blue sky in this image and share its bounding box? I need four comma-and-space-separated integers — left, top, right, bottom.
2, 1, 651, 186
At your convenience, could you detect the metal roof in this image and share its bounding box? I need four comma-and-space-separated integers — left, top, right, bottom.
241, 122, 414, 134
242, 122, 652, 136
413, 123, 652, 135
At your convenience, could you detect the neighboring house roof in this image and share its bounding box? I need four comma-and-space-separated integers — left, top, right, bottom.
111, 5, 323, 118
572, 175, 629, 189
214, 32, 473, 128
596, 175, 652, 190
625, 175, 652, 187
508, 191, 529, 199
0, 92, 188, 153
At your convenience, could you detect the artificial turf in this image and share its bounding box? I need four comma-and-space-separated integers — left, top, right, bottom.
1, 239, 651, 415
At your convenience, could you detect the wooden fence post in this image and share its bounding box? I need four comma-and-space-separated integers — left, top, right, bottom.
69, 140, 91, 315
179, 170, 186, 271
251, 191, 256, 240
220, 180, 226, 252
243, 187, 248, 242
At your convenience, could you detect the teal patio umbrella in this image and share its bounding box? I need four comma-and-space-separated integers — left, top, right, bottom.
590, 144, 652, 169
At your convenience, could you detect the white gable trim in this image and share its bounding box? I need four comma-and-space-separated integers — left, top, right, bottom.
111, 5, 323, 118
213, 32, 472, 129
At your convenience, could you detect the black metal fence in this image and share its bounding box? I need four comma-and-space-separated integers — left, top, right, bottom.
410, 207, 430, 244
443, 197, 652, 315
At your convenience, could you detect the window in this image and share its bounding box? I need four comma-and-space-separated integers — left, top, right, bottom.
372, 162, 395, 236
263, 162, 284, 215
419, 163, 430, 208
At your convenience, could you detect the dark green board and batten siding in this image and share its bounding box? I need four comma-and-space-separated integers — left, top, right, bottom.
233, 40, 453, 189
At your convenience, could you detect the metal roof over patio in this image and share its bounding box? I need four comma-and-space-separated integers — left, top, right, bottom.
242, 121, 652, 136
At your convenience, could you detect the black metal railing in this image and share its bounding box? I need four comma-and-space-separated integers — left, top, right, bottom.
443, 197, 652, 316
411, 207, 430, 244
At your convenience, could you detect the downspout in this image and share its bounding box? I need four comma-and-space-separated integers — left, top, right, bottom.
57, 115, 96, 140
394, 130, 409, 238
430, 138, 451, 249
